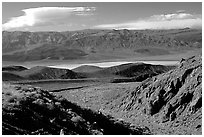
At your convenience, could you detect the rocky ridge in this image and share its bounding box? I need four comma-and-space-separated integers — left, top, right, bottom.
102, 55, 202, 134
3, 29, 201, 54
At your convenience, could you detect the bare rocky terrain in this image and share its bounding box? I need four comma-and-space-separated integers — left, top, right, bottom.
2, 82, 150, 135
55, 55, 202, 135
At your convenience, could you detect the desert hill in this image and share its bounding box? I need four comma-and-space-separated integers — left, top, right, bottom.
95, 63, 174, 77
2, 66, 81, 81
60, 55, 202, 134
75, 63, 175, 82
3, 63, 175, 82
17, 66, 81, 80
2, 65, 28, 71
2, 83, 150, 135
103, 55, 202, 134
2, 72, 25, 81
72, 65, 103, 73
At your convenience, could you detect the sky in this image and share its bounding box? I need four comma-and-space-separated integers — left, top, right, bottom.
2, 2, 202, 31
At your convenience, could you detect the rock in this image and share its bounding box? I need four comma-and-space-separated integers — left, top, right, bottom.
50, 118, 56, 123
170, 112, 176, 121
196, 125, 201, 129
60, 129, 64, 135
71, 116, 85, 123
189, 96, 202, 113
105, 55, 201, 134
14, 86, 21, 90
55, 102, 61, 106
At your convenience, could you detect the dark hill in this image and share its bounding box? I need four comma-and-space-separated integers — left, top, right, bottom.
104, 55, 202, 134
2, 66, 28, 71
16, 66, 80, 80
97, 63, 174, 77
72, 65, 103, 73
2, 63, 174, 82
2, 66, 81, 81
82, 63, 175, 82
2, 72, 25, 81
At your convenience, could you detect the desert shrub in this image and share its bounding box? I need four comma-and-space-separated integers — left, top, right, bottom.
32, 98, 45, 106
71, 116, 85, 123
46, 103, 55, 111
7, 95, 18, 103
5, 92, 12, 96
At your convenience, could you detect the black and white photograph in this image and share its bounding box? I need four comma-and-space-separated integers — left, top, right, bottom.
2, 1, 202, 135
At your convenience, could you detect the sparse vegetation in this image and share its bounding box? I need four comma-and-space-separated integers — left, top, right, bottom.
2, 83, 150, 135
55, 55, 202, 135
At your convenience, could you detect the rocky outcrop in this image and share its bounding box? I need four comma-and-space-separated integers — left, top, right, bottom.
105, 55, 201, 134
140, 56, 201, 121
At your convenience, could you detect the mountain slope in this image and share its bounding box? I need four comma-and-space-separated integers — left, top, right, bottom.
18, 66, 81, 80
3, 44, 87, 62
3, 29, 201, 61
2, 72, 25, 81
103, 55, 201, 134
2, 66, 28, 71
2, 83, 150, 135
2, 66, 81, 81
72, 65, 103, 73
80, 63, 175, 82
97, 63, 174, 77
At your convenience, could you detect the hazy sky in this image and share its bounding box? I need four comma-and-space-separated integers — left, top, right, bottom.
2, 2, 202, 31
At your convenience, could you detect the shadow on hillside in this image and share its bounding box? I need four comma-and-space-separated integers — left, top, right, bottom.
2, 87, 150, 135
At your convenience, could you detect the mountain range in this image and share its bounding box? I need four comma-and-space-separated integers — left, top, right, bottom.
2, 28, 201, 62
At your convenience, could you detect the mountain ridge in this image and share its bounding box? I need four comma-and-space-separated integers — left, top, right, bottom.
3, 29, 201, 62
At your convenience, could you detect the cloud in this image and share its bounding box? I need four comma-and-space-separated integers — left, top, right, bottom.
94, 12, 202, 30
3, 7, 96, 30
